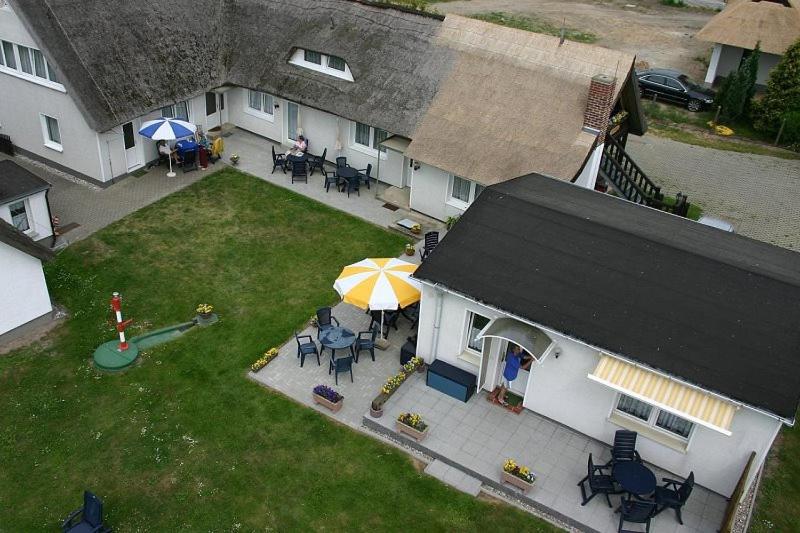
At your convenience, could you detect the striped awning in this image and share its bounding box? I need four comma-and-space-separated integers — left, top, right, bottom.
589, 355, 738, 436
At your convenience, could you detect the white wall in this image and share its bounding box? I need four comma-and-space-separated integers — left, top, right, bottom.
0, 190, 51, 239
573, 142, 603, 190
417, 283, 784, 497
408, 163, 469, 221
0, 240, 51, 335
711, 45, 782, 86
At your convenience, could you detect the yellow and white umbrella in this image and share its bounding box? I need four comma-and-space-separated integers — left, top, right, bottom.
333, 258, 421, 311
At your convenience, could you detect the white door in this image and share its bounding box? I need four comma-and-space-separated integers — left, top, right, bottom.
286, 101, 300, 142
122, 121, 143, 171
401, 157, 412, 188
218, 92, 228, 124
205, 92, 220, 129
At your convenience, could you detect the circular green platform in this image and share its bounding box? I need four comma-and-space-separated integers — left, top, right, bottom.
93, 341, 140, 371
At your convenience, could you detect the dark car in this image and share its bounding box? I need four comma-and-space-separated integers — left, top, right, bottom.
636, 68, 715, 112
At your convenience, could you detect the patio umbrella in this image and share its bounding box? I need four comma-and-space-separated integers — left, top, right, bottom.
333, 258, 421, 340
138, 118, 196, 177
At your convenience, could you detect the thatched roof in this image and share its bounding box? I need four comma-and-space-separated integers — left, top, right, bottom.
11, 0, 642, 184
696, 0, 800, 56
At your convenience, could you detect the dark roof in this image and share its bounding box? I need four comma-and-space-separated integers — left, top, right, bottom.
0, 160, 51, 204
415, 174, 800, 420
0, 219, 54, 262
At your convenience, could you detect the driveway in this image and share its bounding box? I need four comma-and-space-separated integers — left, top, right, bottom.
627, 135, 800, 250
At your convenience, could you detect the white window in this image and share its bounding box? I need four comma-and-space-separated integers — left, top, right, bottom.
40, 114, 62, 151
245, 90, 274, 120
447, 175, 484, 208
160, 101, 190, 122
351, 122, 388, 156
289, 48, 354, 82
286, 102, 299, 141
0, 39, 61, 89
1, 40, 15, 69
615, 394, 694, 440
465, 312, 490, 353
17, 45, 32, 74
9, 200, 29, 232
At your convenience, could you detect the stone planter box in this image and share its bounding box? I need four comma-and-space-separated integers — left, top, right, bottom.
369, 405, 384, 418
313, 393, 343, 413
501, 471, 535, 494
396, 420, 429, 441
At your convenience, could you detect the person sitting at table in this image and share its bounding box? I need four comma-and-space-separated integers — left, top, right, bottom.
285, 134, 307, 157
157, 140, 181, 165
194, 126, 210, 150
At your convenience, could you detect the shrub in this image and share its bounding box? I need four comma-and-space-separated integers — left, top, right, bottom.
780, 110, 800, 150
754, 38, 800, 133
716, 43, 760, 122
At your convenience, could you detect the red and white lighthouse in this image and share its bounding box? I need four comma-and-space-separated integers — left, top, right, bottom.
110, 292, 133, 351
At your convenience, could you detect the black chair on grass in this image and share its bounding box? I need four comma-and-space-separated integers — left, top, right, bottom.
355, 326, 379, 362
654, 471, 694, 525
272, 145, 286, 173
316, 307, 339, 336
308, 147, 327, 176
336, 156, 347, 169
182, 149, 198, 173
617, 500, 657, 533
295, 332, 320, 367
612, 430, 642, 463
578, 453, 617, 507
291, 161, 308, 183
329, 354, 354, 385
357, 163, 373, 189
369, 310, 399, 337
62, 491, 111, 533
419, 231, 439, 261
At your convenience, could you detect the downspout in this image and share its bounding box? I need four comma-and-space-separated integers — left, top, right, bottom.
44, 188, 56, 248
374, 142, 381, 198
428, 285, 444, 360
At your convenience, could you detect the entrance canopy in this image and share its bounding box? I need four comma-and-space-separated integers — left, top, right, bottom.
476, 317, 552, 360
589, 355, 738, 436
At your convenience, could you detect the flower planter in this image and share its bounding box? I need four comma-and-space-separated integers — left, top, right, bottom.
313, 392, 343, 413
416, 363, 426, 374
396, 420, 429, 441
369, 405, 384, 418
501, 470, 534, 493
196, 312, 218, 327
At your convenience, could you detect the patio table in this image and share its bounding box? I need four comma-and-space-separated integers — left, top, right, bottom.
612, 461, 657, 497
319, 326, 356, 361
175, 139, 198, 157
336, 166, 357, 190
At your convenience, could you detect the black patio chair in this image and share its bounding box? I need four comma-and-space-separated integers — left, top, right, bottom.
62, 490, 111, 533
612, 430, 642, 463
335, 156, 347, 169
578, 453, 617, 507
323, 167, 340, 192
182, 149, 198, 173
308, 147, 327, 176
271, 145, 286, 174
295, 332, 320, 367
369, 309, 399, 337
329, 354, 354, 385
420, 231, 440, 261
654, 471, 694, 525
400, 301, 420, 328
316, 307, 339, 336
343, 175, 360, 197
357, 163, 372, 189
354, 326, 379, 363
291, 160, 308, 183
617, 500, 657, 533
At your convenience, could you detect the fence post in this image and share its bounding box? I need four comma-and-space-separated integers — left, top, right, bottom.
774, 117, 787, 146
714, 105, 722, 124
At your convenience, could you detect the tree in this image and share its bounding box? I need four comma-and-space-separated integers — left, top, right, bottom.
753, 38, 800, 133
715, 43, 760, 122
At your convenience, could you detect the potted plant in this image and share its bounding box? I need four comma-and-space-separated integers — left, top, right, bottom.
251, 347, 279, 372
410, 223, 421, 235
501, 459, 536, 493
370, 396, 386, 418
404, 243, 415, 256
396, 412, 429, 441
309, 314, 318, 328
312, 384, 344, 413
230, 153, 240, 166
402, 356, 425, 374
445, 216, 460, 230
195, 303, 217, 326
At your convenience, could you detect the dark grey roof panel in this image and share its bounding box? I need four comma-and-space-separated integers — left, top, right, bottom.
0, 160, 51, 204
0, 219, 54, 261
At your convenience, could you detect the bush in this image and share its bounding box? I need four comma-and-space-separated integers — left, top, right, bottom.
716, 44, 760, 122
754, 38, 800, 133
780, 110, 800, 149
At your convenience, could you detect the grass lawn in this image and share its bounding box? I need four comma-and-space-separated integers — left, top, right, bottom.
470, 12, 597, 44
0, 169, 559, 531
750, 421, 800, 532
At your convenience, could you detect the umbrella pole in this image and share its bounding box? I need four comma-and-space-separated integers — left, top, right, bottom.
375, 309, 390, 350
167, 150, 176, 178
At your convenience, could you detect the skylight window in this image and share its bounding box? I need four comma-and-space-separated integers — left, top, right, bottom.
289, 48, 354, 82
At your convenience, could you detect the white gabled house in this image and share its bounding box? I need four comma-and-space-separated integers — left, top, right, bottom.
0, 0, 645, 221
0, 159, 53, 241
413, 174, 800, 499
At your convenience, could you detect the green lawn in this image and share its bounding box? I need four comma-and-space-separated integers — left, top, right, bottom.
751, 421, 800, 532
0, 169, 559, 531
470, 12, 597, 44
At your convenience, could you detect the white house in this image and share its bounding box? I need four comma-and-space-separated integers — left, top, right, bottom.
0, 159, 53, 241
0, 0, 645, 221
696, 0, 800, 86
0, 218, 54, 336
413, 174, 800, 499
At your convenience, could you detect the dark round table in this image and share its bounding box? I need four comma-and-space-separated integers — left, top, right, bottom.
336, 166, 357, 179
612, 461, 657, 496
319, 327, 356, 360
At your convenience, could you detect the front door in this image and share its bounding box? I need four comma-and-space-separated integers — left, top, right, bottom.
205, 91, 220, 129
122, 121, 142, 171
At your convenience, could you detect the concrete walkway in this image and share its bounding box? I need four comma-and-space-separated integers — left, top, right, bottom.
628, 134, 800, 251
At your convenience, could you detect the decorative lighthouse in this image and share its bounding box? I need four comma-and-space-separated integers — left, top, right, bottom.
110, 292, 133, 351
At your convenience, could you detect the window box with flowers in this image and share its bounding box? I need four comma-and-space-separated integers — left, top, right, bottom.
501, 459, 536, 493
312, 384, 344, 413
251, 347, 279, 372
396, 412, 429, 441
370, 370, 409, 417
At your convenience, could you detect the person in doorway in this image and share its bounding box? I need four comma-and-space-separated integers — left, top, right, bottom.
157, 140, 180, 165
496, 344, 532, 405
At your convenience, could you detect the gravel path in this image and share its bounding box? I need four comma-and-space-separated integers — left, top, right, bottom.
627, 134, 800, 250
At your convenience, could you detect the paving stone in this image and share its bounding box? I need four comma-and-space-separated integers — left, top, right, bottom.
424, 460, 482, 497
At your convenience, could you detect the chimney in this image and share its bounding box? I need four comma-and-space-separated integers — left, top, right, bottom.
583, 74, 616, 141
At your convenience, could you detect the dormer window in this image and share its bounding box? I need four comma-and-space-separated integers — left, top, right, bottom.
289, 48, 354, 82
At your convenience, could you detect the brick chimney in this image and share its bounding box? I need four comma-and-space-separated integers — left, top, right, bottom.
583, 74, 616, 141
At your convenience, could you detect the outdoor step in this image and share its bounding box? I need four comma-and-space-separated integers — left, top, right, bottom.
424, 459, 482, 497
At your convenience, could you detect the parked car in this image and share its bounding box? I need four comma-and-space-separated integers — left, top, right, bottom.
636, 69, 715, 112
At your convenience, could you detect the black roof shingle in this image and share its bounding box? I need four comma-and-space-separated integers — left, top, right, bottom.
0, 160, 51, 204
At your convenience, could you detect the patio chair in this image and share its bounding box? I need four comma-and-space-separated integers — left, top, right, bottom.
329, 354, 354, 385
323, 168, 340, 192
357, 163, 372, 190
400, 301, 420, 328
341, 174, 359, 197
308, 147, 327, 176
295, 332, 320, 367
182, 149, 198, 173
420, 231, 440, 261
369, 310, 399, 338
62, 490, 111, 533
654, 471, 694, 525
271, 145, 286, 174
354, 326, 379, 363
617, 500, 657, 533
316, 307, 339, 336
578, 453, 617, 507
335, 156, 347, 169
291, 160, 308, 183
612, 430, 642, 463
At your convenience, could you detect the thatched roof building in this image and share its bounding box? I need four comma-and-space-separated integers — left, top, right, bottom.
696, 0, 800, 56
